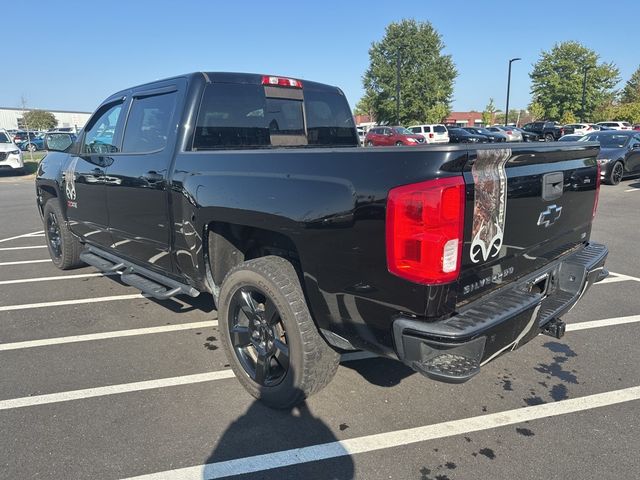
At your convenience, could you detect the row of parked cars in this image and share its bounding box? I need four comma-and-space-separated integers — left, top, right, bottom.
361, 121, 640, 147
4, 127, 78, 152
360, 122, 640, 187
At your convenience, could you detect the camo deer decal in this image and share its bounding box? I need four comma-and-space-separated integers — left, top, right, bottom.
470, 148, 511, 263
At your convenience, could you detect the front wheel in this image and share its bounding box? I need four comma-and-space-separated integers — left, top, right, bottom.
218, 256, 339, 409
43, 200, 83, 269
544, 133, 554, 142
366, 140, 374, 147
606, 161, 624, 185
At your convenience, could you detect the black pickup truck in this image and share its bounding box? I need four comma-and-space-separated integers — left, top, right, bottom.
522, 121, 571, 142
36, 72, 608, 408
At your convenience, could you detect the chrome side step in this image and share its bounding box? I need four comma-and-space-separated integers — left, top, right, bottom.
79, 246, 199, 300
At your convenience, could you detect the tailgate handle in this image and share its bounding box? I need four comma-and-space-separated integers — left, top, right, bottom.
542, 172, 564, 201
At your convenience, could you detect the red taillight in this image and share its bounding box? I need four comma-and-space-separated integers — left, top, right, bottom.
506, 130, 513, 135
261, 75, 303, 88
560, 128, 564, 136
429, 133, 434, 138
386, 177, 465, 285
592, 162, 601, 219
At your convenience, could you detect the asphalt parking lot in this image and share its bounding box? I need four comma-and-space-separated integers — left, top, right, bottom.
0, 173, 639, 480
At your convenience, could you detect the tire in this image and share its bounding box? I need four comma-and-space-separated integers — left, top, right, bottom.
395, 141, 403, 146
27, 143, 37, 152
544, 133, 554, 142
605, 161, 624, 186
43, 200, 83, 269
218, 256, 339, 409
366, 140, 374, 147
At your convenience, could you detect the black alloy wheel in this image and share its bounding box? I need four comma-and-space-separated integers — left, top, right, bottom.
228, 286, 289, 386
609, 161, 624, 185
544, 133, 554, 142
46, 211, 62, 260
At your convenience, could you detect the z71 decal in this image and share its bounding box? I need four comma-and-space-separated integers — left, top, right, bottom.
470, 148, 511, 264
63, 157, 78, 209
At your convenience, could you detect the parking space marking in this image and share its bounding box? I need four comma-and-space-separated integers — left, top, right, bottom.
0, 259, 51, 266
0, 293, 147, 312
123, 385, 640, 480
0, 245, 46, 251
0, 272, 107, 286
597, 272, 640, 284
0, 313, 637, 410
0, 231, 44, 243
0, 321, 219, 351
0, 371, 236, 411
566, 314, 640, 332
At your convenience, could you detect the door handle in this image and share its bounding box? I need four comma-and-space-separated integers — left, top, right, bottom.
143, 171, 164, 183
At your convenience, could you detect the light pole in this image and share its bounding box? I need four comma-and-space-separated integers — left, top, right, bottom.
505, 57, 521, 126
581, 65, 593, 123
396, 51, 401, 125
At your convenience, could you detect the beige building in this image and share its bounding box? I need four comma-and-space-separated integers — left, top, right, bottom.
0, 107, 91, 131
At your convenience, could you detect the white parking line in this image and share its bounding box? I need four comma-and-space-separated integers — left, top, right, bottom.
0, 272, 107, 286
0, 321, 219, 351
0, 245, 47, 251
0, 372, 236, 411
0, 314, 637, 409
0, 293, 147, 312
597, 272, 640, 284
0, 259, 51, 266
0, 231, 44, 243
566, 315, 640, 332
123, 385, 640, 479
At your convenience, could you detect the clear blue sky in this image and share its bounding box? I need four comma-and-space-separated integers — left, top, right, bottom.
4, 1, 638, 115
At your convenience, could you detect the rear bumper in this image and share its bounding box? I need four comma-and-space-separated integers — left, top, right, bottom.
393, 242, 608, 383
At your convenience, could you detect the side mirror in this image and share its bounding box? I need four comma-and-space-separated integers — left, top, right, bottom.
44, 133, 74, 152
632, 143, 640, 150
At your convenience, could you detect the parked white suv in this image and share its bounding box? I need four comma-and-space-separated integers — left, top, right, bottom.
564, 123, 594, 136
597, 121, 632, 130
407, 124, 449, 143
0, 129, 24, 175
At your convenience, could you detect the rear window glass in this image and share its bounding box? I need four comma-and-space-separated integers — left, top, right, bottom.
409, 127, 421, 133
434, 125, 446, 133
193, 83, 357, 150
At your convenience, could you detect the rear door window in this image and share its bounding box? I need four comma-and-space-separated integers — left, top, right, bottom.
304, 88, 357, 146
122, 90, 177, 153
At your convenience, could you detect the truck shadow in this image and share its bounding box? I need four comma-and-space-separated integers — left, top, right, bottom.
202, 388, 355, 479
341, 356, 416, 387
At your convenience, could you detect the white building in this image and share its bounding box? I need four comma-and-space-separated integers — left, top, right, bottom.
0, 107, 92, 131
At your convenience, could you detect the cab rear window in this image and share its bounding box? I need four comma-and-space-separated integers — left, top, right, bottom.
192, 83, 357, 150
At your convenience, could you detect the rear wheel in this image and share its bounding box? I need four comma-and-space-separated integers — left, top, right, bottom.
606, 161, 624, 185
43, 200, 83, 269
544, 133, 554, 142
366, 140, 374, 147
218, 256, 339, 409
27, 143, 37, 152
395, 141, 403, 146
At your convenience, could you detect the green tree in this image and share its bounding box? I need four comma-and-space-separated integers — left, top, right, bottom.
354, 91, 375, 118
482, 98, 497, 126
22, 110, 57, 130
529, 41, 619, 122
362, 19, 457, 125
528, 102, 545, 121
621, 66, 640, 104
560, 111, 577, 125
612, 102, 640, 123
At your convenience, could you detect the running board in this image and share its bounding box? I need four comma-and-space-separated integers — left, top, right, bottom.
79, 246, 199, 300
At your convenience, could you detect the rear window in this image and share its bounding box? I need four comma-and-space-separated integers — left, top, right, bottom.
409, 127, 421, 133
192, 83, 356, 150
434, 125, 446, 133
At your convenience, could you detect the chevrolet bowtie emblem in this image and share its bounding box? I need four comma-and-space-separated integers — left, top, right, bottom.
537, 204, 563, 228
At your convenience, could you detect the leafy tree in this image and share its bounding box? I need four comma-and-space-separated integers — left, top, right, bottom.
482, 98, 497, 126
362, 19, 457, 125
610, 102, 640, 123
22, 110, 57, 130
528, 102, 545, 121
529, 41, 619, 122
354, 91, 375, 118
621, 66, 640, 104
493, 109, 519, 125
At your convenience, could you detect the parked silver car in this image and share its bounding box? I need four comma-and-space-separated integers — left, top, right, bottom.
486, 125, 523, 142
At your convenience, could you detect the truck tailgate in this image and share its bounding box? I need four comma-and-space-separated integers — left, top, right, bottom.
456, 143, 600, 305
